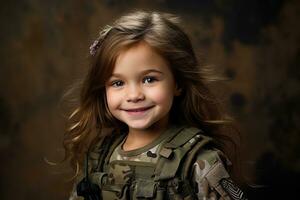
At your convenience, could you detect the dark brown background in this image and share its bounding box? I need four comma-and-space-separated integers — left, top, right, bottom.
1, 0, 299, 199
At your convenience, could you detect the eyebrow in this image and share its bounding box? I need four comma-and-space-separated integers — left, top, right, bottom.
141, 69, 163, 75
111, 68, 163, 78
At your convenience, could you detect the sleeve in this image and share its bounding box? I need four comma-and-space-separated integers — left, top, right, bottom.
191, 149, 247, 200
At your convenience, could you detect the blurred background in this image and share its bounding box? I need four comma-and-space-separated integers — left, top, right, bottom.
0, 0, 299, 199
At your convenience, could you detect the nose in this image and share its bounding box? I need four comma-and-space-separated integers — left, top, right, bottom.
126, 84, 145, 103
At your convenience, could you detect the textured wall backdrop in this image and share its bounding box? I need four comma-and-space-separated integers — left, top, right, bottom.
0, 0, 299, 199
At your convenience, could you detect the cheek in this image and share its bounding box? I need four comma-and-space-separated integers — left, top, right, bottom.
106, 89, 120, 110
149, 87, 174, 107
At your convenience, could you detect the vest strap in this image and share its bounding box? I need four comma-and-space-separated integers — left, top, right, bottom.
90, 172, 108, 187
154, 127, 208, 181
164, 127, 202, 149
102, 133, 126, 172
181, 135, 212, 180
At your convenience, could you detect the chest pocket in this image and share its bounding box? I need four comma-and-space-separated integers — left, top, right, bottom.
132, 164, 163, 200
89, 171, 129, 200
92, 161, 161, 200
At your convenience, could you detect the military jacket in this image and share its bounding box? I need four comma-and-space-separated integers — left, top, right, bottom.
69, 126, 246, 200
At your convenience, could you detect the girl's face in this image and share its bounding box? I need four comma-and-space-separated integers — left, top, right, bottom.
105, 42, 179, 132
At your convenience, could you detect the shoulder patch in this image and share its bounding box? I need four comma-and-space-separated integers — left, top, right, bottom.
220, 178, 247, 200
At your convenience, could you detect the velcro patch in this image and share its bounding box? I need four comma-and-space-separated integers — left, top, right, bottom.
220, 178, 247, 200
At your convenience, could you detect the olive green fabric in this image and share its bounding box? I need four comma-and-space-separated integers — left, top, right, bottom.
69, 125, 247, 200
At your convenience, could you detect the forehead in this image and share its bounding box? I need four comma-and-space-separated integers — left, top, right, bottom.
112, 41, 170, 74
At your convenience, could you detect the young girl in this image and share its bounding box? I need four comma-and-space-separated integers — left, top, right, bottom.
65, 11, 247, 200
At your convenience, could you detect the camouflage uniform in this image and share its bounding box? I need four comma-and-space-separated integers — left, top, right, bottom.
70, 125, 246, 200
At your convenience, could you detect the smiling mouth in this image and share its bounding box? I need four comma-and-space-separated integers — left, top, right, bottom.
122, 105, 154, 112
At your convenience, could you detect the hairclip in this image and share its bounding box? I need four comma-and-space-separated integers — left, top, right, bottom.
89, 39, 100, 56
89, 25, 113, 56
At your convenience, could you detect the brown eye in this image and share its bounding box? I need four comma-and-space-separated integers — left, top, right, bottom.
111, 80, 124, 87
143, 76, 157, 84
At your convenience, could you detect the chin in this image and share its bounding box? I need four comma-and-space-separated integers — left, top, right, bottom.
126, 121, 154, 131
127, 124, 152, 131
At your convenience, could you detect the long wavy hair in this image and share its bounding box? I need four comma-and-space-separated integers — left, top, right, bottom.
63, 10, 242, 182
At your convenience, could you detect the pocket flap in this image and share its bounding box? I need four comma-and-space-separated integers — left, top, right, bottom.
136, 179, 156, 198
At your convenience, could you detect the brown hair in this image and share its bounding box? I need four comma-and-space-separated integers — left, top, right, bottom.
63, 10, 242, 182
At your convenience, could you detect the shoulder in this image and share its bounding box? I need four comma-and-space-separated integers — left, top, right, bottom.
193, 149, 231, 182
192, 149, 246, 199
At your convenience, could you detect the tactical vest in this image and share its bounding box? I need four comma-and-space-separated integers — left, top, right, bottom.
81, 126, 212, 200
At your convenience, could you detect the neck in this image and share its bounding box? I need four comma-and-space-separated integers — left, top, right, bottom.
123, 120, 169, 151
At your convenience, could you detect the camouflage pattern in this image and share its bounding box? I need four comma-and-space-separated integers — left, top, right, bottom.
191, 150, 246, 199
69, 126, 246, 200
109, 138, 161, 163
